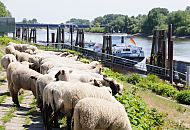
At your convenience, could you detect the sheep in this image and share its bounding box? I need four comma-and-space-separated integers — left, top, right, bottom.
10, 65, 42, 107
55, 68, 123, 95
1, 54, 17, 70
25, 49, 34, 54
43, 81, 113, 130
40, 60, 102, 75
12, 50, 22, 60
31, 69, 71, 111
28, 55, 43, 72
6, 62, 30, 106
22, 44, 38, 53
8, 42, 38, 53
73, 98, 132, 130
5, 45, 16, 54
17, 52, 32, 62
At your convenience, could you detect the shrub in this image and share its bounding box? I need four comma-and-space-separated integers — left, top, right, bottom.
126, 74, 142, 85
146, 74, 161, 83
176, 90, 190, 105
0, 36, 24, 45
116, 92, 165, 129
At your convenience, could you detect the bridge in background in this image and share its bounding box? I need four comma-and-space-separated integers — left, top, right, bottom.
16, 23, 102, 29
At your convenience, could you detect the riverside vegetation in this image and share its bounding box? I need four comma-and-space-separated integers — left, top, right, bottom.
0, 37, 190, 129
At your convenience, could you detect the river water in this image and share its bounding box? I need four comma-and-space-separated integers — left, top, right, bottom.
36, 29, 190, 60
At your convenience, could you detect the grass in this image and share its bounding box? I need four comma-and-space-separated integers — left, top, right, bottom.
1, 107, 16, 123
0, 125, 5, 130
0, 95, 7, 104
25, 98, 37, 126
0, 94, 24, 124
59, 117, 67, 128
125, 83, 190, 129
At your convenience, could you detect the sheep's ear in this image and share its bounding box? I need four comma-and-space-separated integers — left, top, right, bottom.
30, 76, 37, 81
61, 70, 65, 75
55, 70, 61, 80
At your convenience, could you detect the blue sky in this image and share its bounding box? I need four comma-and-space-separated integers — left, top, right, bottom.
1, 0, 190, 23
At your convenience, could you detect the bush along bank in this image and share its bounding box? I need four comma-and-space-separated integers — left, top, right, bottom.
116, 91, 166, 129
102, 68, 166, 129
103, 68, 190, 105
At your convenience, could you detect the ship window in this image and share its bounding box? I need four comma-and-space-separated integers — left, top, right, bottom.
123, 49, 130, 51
132, 50, 137, 53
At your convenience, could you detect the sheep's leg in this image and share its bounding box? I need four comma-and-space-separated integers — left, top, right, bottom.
12, 89, 20, 107
52, 111, 59, 128
67, 115, 72, 130
43, 104, 52, 130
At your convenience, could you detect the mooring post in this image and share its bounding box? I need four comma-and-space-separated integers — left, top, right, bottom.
168, 24, 172, 69
162, 30, 166, 68
109, 36, 112, 55
52, 33, 55, 43
150, 30, 156, 65
75, 29, 79, 46
70, 26, 73, 46
34, 28, 37, 43
169, 40, 174, 84
187, 66, 190, 87
168, 24, 173, 84
61, 28, 64, 43
81, 29, 84, 48
47, 25, 49, 43
102, 35, 106, 53
27, 27, 30, 42
58, 26, 61, 43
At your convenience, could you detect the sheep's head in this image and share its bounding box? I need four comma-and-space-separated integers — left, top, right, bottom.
28, 57, 41, 72
55, 69, 72, 81
102, 77, 123, 95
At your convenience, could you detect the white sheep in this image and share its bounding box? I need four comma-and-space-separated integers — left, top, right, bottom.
32, 69, 71, 110
7, 62, 29, 95
1, 54, 17, 70
43, 81, 113, 130
5, 45, 16, 54
74, 98, 132, 130
10, 65, 42, 107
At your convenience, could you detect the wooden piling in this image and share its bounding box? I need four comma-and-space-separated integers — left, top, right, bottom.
61, 29, 64, 43
81, 29, 84, 48
168, 24, 173, 84
51, 33, 55, 43
75, 29, 79, 46
47, 25, 49, 43
16, 28, 21, 38
70, 26, 73, 46
169, 40, 174, 84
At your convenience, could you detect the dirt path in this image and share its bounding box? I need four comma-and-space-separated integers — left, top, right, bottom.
138, 89, 190, 129
0, 83, 63, 130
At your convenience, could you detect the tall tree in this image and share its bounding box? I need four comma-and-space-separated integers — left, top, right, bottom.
0, 1, 11, 17
66, 18, 90, 25
142, 8, 169, 34
168, 10, 190, 35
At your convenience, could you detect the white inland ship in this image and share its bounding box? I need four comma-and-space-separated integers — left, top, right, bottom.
86, 34, 145, 62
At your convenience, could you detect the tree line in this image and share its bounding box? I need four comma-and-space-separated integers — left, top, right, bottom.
1, 0, 190, 36
67, 7, 190, 36
0, 1, 11, 17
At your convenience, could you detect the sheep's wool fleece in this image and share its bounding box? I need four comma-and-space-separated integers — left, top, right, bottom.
74, 98, 132, 130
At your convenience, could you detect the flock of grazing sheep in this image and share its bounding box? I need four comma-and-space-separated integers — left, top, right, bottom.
1, 42, 132, 130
